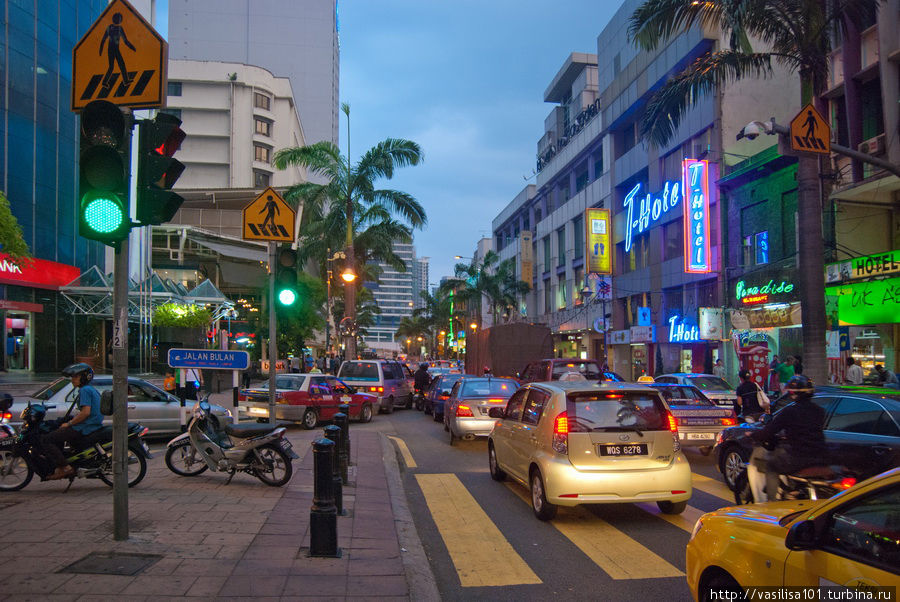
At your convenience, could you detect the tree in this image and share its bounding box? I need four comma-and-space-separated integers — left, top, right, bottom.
0, 191, 31, 264
448, 251, 531, 326
628, 0, 881, 384
274, 106, 425, 359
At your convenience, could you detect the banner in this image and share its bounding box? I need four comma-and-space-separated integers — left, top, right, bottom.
585, 208, 611, 274
698, 307, 726, 340
826, 276, 900, 325
519, 231, 533, 285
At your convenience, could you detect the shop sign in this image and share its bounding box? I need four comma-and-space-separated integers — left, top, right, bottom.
730, 304, 802, 329
735, 278, 795, 305
732, 330, 772, 348
0, 299, 43, 313
682, 159, 711, 273
825, 249, 900, 284
637, 306, 651, 326
585, 208, 612, 275
623, 179, 681, 254
592, 316, 609, 334
610, 329, 631, 344
698, 307, 726, 340
0, 254, 81, 290
520, 231, 533, 285
668, 315, 699, 343
825, 276, 900, 325
630, 325, 656, 343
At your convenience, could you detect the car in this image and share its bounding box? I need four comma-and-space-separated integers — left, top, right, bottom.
444, 376, 518, 444
713, 387, 900, 491
654, 373, 735, 407
488, 381, 692, 520
649, 384, 737, 452
424, 373, 464, 422
518, 358, 623, 384
337, 359, 413, 412
687, 467, 900, 600
239, 373, 377, 428
8, 376, 232, 437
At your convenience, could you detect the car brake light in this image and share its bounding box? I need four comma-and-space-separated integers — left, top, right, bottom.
456, 404, 474, 417
667, 413, 678, 432
552, 411, 569, 454
720, 417, 736, 426
378, 387, 384, 393
838, 477, 856, 489
0, 412, 10, 420
488, 398, 505, 404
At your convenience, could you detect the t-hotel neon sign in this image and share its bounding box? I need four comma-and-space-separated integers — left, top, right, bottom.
683, 159, 711, 273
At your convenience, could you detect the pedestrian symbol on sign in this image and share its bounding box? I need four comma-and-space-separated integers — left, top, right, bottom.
790, 104, 831, 154
242, 187, 295, 242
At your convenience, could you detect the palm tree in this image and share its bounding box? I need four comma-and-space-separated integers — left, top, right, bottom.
491, 258, 531, 324
274, 104, 425, 358
414, 288, 462, 358
628, 0, 881, 384
395, 315, 432, 357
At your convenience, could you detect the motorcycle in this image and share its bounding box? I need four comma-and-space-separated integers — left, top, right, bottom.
413, 388, 427, 412
164, 397, 298, 487
0, 394, 151, 492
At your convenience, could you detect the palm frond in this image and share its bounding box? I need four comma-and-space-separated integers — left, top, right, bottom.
629, 0, 729, 51
371, 190, 427, 229
272, 141, 343, 178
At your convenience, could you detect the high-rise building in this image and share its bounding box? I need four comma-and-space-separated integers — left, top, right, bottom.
413, 256, 429, 310
167, 0, 339, 147
363, 242, 415, 354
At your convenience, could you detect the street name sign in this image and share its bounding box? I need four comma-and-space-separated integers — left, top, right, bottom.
242, 187, 295, 242
72, 0, 167, 111
168, 348, 250, 370
790, 104, 831, 154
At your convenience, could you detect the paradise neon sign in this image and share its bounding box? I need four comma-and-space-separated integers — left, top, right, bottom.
683, 159, 711, 273
668, 315, 700, 343
735, 279, 795, 305
623, 180, 681, 254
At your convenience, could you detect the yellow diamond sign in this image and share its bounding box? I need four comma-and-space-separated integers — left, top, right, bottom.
242, 188, 295, 243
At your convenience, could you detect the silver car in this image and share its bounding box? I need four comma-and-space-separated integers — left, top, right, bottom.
653, 373, 736, 407
444, 376, 518, 444
8, 376, 232, 437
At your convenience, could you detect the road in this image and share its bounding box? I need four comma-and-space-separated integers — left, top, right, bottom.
372, 406, 736, 602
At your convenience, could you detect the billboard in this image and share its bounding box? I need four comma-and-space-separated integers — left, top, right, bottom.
585, 208, 611, 274
519, 231, 533, 285
683, 159, 711, 273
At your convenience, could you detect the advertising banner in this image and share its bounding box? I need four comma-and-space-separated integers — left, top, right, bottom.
519, 231, 533, 285
585, 208, 611, 274
825, 276, 900, 325
0, 254, 80, 290
630, 325, 656, 343
698, 307, 726, 340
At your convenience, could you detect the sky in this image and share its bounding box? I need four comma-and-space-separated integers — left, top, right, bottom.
337, 1, 619, 283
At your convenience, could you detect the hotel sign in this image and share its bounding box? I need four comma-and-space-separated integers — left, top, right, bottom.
623, 180, 681, 254
826, 249, 900, 284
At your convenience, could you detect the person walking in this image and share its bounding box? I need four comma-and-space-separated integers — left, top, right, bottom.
712, 359, 726, 380
734, 369, 767, 420
793, 355, 804, 375
844, 356, 863, 385
184, 367, 203, 400
774, 356, 795, 394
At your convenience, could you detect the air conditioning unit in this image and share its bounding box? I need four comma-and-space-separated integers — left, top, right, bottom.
858, 133, 886, 156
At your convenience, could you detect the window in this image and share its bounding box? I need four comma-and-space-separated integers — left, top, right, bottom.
327, 377, 351, 394
254, 92, 271, 110
254, 144, 271, 164
505, 389, 528, 421
828, 398, 899, 436
543, 281, 551, 314
167, 81, 182, 96
557, 228, 566, 267
593, 148, 604, 178
742, 235, 753, 267
573, 268, 584, 300
575, 164, 589, 193
543, 237, 551, 273
822, 485, 900, 574
160, 108, 182, 120
255, 118, 271, 136
522, 389, 549, 425
664, 219, 684, 262
755, 231, 769, 264
253, 170, 271, 188
557, 279, 567, 310
573, 215, 584, 259
309, 378, 330, 395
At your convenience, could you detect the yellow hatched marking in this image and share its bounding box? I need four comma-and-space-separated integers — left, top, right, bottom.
416, 473, 541, 587
386, 435, 417, 468
635, 502, 705, 534
504, 483, 683, 580
691, 472, 735, 502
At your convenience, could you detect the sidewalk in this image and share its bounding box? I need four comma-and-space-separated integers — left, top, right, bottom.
0, 426, 438, 600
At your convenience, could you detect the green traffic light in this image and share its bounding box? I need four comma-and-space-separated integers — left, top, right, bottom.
278, 289, 297, 306
83, 194, 125, 233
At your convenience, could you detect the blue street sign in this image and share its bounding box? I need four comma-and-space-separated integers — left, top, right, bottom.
167, 348, 249, 370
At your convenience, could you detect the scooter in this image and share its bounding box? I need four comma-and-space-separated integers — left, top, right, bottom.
164, 397, 298, 487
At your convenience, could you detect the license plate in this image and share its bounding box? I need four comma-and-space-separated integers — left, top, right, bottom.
280, 439, 293, 450
0, 437, 16, 448
686, 432, 715, 440
598, 444, 648, 456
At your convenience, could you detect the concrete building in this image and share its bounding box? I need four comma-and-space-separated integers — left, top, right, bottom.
412, 256, 430, 310
167, 0, 339, 148
363, 242, 416, 354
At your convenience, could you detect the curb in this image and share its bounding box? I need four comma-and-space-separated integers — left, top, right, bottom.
381, 433, 441, 602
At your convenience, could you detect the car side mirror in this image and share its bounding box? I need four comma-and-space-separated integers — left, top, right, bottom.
488, 407, 505, 419
784, 520, 817, 551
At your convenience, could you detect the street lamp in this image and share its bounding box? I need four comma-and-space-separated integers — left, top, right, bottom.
406, 337, 411, 356
340, 268, 356, 283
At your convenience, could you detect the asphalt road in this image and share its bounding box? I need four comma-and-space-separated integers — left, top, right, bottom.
372, 405, 737, 602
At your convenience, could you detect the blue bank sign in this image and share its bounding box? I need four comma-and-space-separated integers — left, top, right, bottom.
168, 348, 250, 370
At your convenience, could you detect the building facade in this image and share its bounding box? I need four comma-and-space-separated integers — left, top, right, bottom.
363, 242, 416, 354
412, 256, 429, 311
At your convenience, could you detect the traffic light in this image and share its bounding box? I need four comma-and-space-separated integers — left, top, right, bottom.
275, 247, 298, 306
78, 100, 131, 245
136, 112, 186, 226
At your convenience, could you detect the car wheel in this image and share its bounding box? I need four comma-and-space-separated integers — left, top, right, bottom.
385, 396, 395, 414
657, 500, 687, 514
301, 409, 318, 430
700, 573, 742, 602
449, 427, 455, 446
358, 403, 373, 423
530, 469, 557, 521
720, 446, 749, 491
488, 443, 506, 482
433, 410, 441, 423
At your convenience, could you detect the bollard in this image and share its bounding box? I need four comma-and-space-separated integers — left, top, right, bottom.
322, 425, 345, 516
338, 403, 352, 460
309, 439, 341, 557
333, 412, 349, 484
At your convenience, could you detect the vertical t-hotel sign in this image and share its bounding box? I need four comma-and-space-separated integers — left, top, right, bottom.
682, 159, 711, 273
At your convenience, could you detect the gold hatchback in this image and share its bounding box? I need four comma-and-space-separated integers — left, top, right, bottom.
487, 381, 692, 520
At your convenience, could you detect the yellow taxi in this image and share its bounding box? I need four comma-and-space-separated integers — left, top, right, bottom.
686, 467, 899, 601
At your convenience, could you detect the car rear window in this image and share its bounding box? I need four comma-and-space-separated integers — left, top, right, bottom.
551, 362, 602, 380
687, 376, 732, 391
255, 376, 305, 390
654, 386, 713, 407
460, 378, 517, 398
30, 378, 70, 400
339, 362, 380, 381
437, 375, 463, 393
566, 391, 669, 431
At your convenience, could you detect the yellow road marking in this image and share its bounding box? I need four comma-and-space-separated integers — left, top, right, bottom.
635, 502, 705, 534
504, 483, 683, 580
386, 435, 417, 468
417, 474, 541, 587
691, 472, 735, 502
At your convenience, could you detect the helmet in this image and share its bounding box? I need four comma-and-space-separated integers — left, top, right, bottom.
62, 362, 94, 385
483, 365, 492, 374
419, 362, 428, 370
785, 374, 814, 400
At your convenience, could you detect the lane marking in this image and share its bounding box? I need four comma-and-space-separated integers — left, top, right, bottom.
504, 482, 683, 580
635, 502, 705, 534
691, 472, 735, 503
386, 435, 417, 468
416, 473, 541, 587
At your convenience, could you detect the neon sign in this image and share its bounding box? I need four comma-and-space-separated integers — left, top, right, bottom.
623, 180, 681, 253
668, 315, 700, 343
683, 159, 711, 273
735, 279, 795, 305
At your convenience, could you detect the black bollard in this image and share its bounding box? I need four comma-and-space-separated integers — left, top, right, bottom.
333, 412, 349, 484
309, 438, 341, 557
338, 403, 352, 461
322, 425, 345, 516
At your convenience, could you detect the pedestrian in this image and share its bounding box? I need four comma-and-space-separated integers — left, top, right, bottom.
329, 354, 338, 375
844, 356, 863, 385
734, 369, 766, 420
768, 354, 780, 394
163, 370, 177, 396
793, 355, 803, 375
184, 367, 203, 400
874, 364, 899, 388
774, 356, 795, 394
712, 359, 725, 379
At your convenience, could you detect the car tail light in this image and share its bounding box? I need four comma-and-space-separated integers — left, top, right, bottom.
0, 412, 11, 420
378, 387, 384, 393
667, 412, 681, 452
667, 413, 678, 432
838, 477, 856, 490
488, 398, 505, 404
552, 411, 569, 454
369, 386, 383, 393
720, 417, 736, 426
456, 405, 474, 417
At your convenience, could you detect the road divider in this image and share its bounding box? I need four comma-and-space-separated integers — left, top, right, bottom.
387, 435, 417, 469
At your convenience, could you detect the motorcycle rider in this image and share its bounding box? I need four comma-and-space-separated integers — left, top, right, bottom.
43, 363, 104, 480
414, 362, 431, 395
750, 374, 827, 500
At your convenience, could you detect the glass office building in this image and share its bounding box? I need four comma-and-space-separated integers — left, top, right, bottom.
0, 1, 107, 372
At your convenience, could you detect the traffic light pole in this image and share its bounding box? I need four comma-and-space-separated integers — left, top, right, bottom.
268, 242, 277, 424
112, 236, 129, 540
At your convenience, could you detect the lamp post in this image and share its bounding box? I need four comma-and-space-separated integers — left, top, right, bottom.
406, 338, 411, 357
581, 282, 610, 367
439, 330, 446, 359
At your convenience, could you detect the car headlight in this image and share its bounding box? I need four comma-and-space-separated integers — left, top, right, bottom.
690, 518, 703, 541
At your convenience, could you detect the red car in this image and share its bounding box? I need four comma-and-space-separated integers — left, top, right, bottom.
239, 373, 377, 429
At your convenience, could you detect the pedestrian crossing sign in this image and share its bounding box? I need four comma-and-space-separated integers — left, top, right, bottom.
72, 0, 167, 111
242, 187, 295, 242
789, 104, 831, 154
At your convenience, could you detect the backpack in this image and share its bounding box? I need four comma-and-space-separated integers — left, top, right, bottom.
100, 390, 114, 416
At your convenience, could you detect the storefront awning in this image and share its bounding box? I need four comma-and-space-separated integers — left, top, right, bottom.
192, 238, 267, 263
